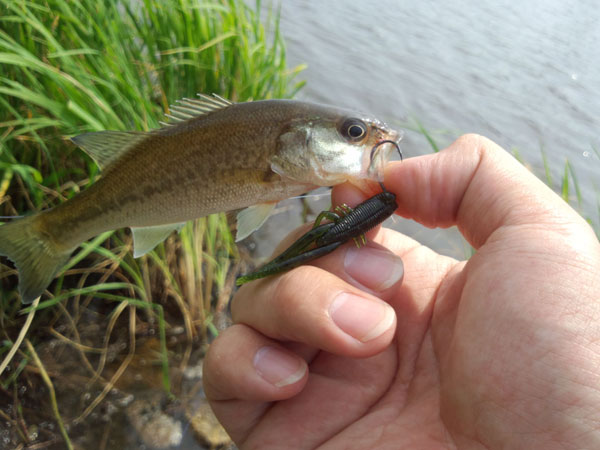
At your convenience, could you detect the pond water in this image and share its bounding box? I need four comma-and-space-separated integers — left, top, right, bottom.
260, 0, 600, 257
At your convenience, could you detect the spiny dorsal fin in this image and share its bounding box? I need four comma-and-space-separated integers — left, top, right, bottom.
160, 93, 233, 126
71, 130, 148, 170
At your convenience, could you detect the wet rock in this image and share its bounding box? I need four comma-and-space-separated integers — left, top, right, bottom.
188, 403, 231, 448
183, 363, 203, 380
212, 310, 233, 333
126, 395, 182, 449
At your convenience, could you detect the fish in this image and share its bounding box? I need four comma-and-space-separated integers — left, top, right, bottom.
0, 94, 401, 303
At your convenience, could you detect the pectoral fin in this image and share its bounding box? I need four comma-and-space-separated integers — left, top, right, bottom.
131, 223, 186, 258
235, 203, 276, 242
270, 159, 295, 180
270, 123, 313, 183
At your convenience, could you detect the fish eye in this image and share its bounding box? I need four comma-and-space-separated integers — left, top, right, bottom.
340, 118, 367, 142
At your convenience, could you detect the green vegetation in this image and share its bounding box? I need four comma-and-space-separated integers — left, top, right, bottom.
0, 0, 301, 447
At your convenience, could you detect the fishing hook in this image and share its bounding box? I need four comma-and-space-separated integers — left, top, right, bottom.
370, 139, 402, 192
370, 139, 403, 164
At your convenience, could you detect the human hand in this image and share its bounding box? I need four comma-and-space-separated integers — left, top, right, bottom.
204, 134, 600, 449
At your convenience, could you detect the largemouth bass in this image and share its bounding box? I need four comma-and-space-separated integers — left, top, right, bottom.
0, 94, 401, 303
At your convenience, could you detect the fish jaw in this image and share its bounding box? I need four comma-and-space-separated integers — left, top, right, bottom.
309, 119, 402, 186
364, 129, 403, 182
317, 124, 402, 187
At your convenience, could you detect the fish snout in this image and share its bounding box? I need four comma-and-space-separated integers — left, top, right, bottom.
383, 128, 402, 145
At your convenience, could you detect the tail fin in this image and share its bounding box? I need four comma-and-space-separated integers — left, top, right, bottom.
0, 216, 71, 304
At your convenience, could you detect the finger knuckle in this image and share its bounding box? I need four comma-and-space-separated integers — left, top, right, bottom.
271, 265, 326, 319
272, 265, 316, 299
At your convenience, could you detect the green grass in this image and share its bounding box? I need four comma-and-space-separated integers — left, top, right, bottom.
0, 0, 302, 447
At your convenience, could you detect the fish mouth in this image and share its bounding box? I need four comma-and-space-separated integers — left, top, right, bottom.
369, 139, 403, 163
367, 137, 403, 181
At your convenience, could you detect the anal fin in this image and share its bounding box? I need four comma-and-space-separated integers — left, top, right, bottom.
235, 203, 276, 242
131, 222, 186, 258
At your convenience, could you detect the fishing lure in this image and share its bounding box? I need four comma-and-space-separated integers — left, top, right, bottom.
236, 140, 402, 286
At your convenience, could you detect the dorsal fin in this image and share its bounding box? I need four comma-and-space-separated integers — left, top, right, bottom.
160, 93, 233, 126
71, 131, 148, 170
72, 94, 234, 166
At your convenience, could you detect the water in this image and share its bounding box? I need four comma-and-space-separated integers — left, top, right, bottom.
262, 0, 600, 256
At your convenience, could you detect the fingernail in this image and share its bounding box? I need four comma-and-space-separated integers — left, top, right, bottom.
253, 347, 306, 387
329, 293, 395, 342
344, 245, 404, 291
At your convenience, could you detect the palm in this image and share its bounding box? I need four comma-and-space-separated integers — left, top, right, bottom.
244, 222, 593, 449
242, 230, 456, 448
